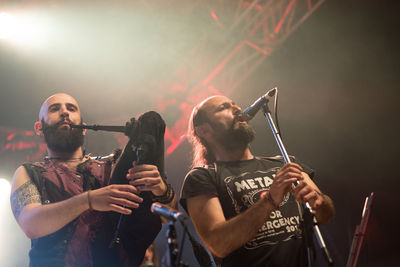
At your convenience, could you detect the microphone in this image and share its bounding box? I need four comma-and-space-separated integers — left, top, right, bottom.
151, 202, 185, 221
242, 87, 277, 121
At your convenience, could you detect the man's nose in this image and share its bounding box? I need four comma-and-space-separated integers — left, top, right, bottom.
59, 106, 70, 118
232, 104, 242, 115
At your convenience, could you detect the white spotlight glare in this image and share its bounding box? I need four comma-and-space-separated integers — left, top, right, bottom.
0, 178, 11, 200
0, 11, 47, 46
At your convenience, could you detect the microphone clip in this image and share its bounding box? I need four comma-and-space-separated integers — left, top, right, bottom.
242, 87, 277, 122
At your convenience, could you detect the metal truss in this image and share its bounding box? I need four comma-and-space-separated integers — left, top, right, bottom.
160, 0, 326, 154
0, 0, 326, 159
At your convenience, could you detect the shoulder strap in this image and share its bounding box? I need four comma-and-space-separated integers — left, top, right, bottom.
199, 162, 217, 179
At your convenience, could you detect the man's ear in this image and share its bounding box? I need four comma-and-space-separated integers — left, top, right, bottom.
34, 121, 43, 136
195, 123, 213, 140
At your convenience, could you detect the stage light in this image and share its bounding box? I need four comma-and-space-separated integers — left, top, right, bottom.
0, 178, 11, 202
0, 178, 11, 217
0, 177, 30, 267
0, 12, 46, 46
0, 178, 10, 195
0, 12, 23, 40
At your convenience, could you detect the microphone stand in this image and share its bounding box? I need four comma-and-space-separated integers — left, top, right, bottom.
167, 221, 179, 267
261, 102, 333, 266
164, 218, 189, 267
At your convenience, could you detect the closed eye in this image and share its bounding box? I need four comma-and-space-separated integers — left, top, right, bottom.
217, 102, 231, 111
48, 104, 60, 112
66, 103, 78, 112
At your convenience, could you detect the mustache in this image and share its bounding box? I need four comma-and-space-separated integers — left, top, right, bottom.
233, 115, 244, 124
53, 119, 82, 129
234, 112, 246, 122
58, 119, 70, 124
231, 117, 241, 129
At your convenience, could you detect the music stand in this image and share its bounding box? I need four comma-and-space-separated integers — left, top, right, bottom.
346, 192, 375, 267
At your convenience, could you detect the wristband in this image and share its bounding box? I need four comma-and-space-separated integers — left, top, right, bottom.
152, 182, 175, 204
264, 191, 279, 210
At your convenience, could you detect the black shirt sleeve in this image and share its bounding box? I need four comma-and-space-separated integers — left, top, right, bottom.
179, 167, 218, 213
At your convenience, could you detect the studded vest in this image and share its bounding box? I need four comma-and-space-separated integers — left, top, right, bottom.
23, 158, 110, 267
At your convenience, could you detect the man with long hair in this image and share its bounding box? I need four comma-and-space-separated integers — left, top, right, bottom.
180, 95, 335, 266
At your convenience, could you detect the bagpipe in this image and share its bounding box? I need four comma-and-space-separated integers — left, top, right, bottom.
73, 111, 166, 266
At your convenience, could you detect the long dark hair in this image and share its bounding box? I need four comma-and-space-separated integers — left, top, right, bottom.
187, 99, 216, 168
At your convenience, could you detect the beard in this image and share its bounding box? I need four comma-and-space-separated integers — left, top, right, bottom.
212, 118, 255, 151
41, 119, 84, 153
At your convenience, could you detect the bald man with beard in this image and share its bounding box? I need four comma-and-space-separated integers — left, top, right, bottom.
10, 93, 177, 267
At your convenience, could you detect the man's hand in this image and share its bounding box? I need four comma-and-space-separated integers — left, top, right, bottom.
252, 162, 334, 223
269, 163, 304, 206
89, 184, 143, 215
291, 172, 335, 223
291, 177, 323, 210
126, 163, 167, 196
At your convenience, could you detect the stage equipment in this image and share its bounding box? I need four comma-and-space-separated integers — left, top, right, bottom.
346, 192, 374, 267
244, 87, 333, 266
150, 202, 215, 267
151, 202, 186, 222
151, 202, 187, 267
242, 87, 276, 121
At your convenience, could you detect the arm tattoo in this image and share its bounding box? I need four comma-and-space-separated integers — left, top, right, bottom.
10, 181, 41, 220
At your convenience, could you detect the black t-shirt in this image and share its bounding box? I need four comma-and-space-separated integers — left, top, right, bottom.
180, 156, 315, 267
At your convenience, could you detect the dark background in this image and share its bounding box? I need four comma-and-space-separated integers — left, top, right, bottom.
0, 0, 398, 266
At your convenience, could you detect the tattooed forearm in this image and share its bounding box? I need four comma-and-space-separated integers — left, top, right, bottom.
10, 181, 41, 220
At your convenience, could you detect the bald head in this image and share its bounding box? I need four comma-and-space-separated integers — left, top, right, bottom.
196, 95, 224, 114
35, 93, 85, 155
39, 93, 81, 121
190, 95, 234, 129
